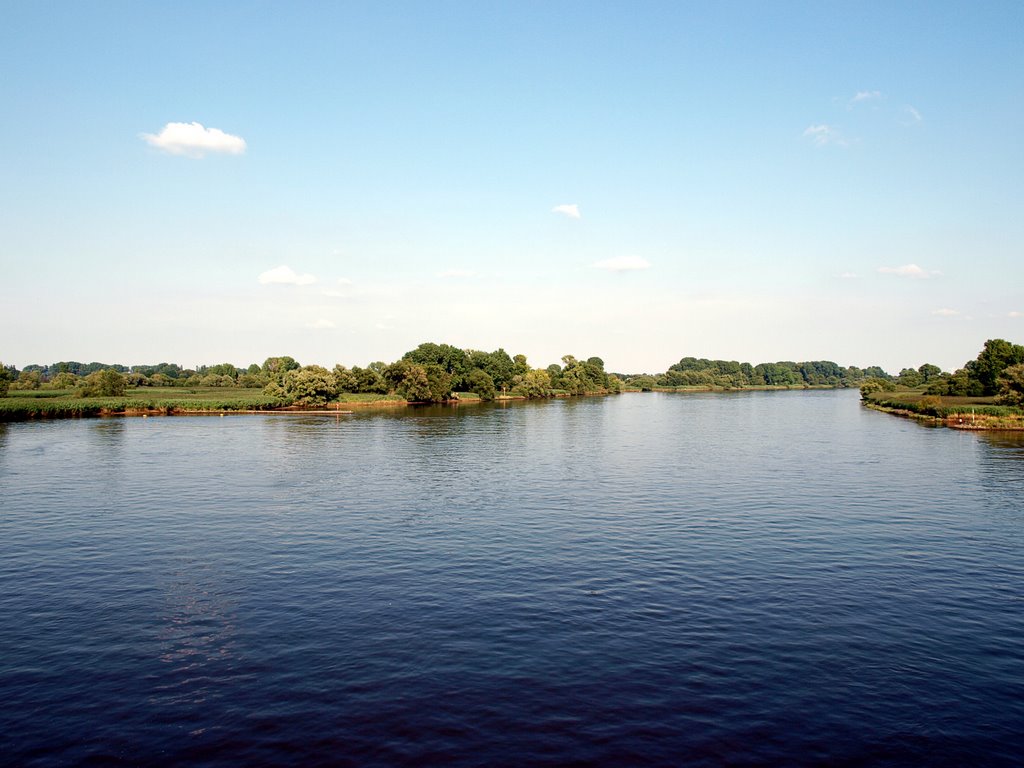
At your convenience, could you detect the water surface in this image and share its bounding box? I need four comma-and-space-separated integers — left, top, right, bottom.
2, 391, 1022, 765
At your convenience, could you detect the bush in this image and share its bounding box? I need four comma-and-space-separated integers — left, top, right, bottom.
77, 369, 127, 397
860, 377, 897, 400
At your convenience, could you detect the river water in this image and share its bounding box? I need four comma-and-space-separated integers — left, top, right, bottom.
1, 390, 1022, 766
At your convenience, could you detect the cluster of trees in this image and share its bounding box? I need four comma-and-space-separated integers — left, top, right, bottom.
262, 345, 623, 405
925, 339, 1024, 404
858, 339, 1024, 406
0, 345, 623, 405
622, 358, 890, 391
7, 339, 1022, 407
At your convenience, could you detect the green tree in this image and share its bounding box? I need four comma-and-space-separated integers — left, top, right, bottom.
281, 365, 337, 406
205, 363, 240, 379
385, 360, 433, 402
262, 356, 300, 382
966, 339, 1024, 395
237, 372, 266, 388
862, 366, 891, 380
332, 365, 359, 393
200, 374, 235, 387
47, 371, 78, 389
513, 354, 529, 377
351, 365, 388, 393
77, 369, 127, 397
467, 348, 515, 390
995, 363, 1024, 406
13, 370, 42, 390
466, 369, 496, 401
918, 363, 942, 383
423, 364, 453, 402
628, 375, 657, 391
945, 368, 983, 396
402, 343, 470, 390
0, 363, 12, 397
514, 368, 552, 398
897, 368, 924, 388
860, 377, 897, 400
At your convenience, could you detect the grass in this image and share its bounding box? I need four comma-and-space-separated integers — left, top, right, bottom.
865, 389, 1024, 429
0, 387, 283, 421
334, 392, 408, 404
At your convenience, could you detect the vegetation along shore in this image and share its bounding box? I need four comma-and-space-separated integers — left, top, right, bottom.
859, 339, 1024, 430
3, 340, 1023, 428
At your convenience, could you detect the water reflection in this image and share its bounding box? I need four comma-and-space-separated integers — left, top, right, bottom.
89, 418, 127, 446
978, 430, 1024, 454
153, 560, 238, 709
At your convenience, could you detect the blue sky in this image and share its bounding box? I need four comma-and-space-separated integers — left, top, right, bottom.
2, 1, 1022, 373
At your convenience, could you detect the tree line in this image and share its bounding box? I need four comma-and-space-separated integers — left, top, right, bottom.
0, 344, 621, 405
3, 339, 1020, 406
860, 339, 1024, 406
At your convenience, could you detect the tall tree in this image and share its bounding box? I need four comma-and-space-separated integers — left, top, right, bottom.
966, 339, 1024, 395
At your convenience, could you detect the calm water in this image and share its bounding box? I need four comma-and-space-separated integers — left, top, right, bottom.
2, 390, 1023, 766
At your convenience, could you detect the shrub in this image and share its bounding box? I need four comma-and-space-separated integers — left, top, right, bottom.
77, 369, 127, 397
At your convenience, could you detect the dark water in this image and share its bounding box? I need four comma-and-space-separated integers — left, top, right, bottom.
2, 391, 1023, 766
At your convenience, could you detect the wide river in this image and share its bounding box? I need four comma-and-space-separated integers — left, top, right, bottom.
1, 390, 1022, 766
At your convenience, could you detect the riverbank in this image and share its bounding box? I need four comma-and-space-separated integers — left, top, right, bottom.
864, 391, 1024, 430
1, 383, 860, 422
0, 387, 562, 422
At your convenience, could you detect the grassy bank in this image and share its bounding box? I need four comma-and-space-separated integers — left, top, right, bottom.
864, 390, 1024, 430
0, 387, 288, 421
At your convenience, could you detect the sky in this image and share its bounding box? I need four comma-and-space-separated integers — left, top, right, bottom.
2, 1, 1022, 374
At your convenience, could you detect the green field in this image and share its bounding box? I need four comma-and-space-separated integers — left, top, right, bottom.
0, 387, 284, 421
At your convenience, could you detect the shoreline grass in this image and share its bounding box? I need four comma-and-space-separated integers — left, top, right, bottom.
864, 391, 1024, 430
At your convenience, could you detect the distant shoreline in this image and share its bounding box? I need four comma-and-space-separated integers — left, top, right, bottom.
0, 386, 853, 422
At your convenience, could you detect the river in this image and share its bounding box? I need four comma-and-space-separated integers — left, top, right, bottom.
1, 390, 1022, 766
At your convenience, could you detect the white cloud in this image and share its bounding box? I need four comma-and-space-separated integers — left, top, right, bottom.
850, 90, 882, 106
437, 268, 476, 278
552, 204, 581, 219
803, 124, 847, 147
878, 263, 938, 279
839, 272, 858, 279
337, 277, 354, 286
140, 121, 247, 157
592, 255, 651, 272
931, 308, 961, 317
1009, 311, 1023, 318
258, 265, 317, 286
902, 105, 923, 124
306, 318, 336, 329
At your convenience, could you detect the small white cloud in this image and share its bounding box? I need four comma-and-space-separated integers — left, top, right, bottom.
140, 121, 246, 157
878, 263, 938, 279
258, 265, 317, 286
337, 277, 354, 286
552, 204, 581, 219
902, 105, 923, 124
931, 308, 961, 317
839, 272, 859, 279
850, 90, 882, 106
803, 124, 847, 147
437, 268, 476, 278
1009, 311, 1023, 318
306, 318, 336, 329
592, 255, 651, 272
